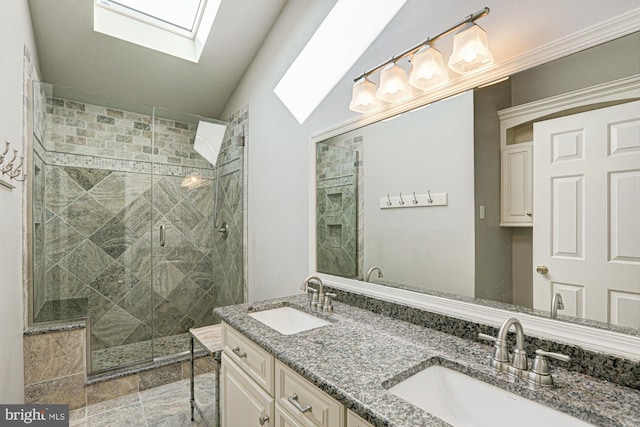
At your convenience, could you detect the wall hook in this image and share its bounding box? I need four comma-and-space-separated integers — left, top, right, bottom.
9, 156, 24, 179
399, 193, 405, 205
0, 141, 9, 163
386, 193, 392, 206
2, 150, 17, 173
412, 191, 418, 205
427, 190, 433, 204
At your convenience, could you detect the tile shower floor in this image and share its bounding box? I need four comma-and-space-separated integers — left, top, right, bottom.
70, 373, 215, 426
92, 333, 191, 371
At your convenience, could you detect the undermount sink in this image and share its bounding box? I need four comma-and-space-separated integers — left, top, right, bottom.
248, 306, 330, 335
388, 365, 592, 427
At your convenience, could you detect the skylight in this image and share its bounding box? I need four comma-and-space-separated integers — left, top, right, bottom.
94, 0, 220, 62
273, 0, 408, 124
109, 0, 203, 32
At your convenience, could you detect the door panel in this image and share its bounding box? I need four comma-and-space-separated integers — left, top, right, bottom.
533, 100, 640, 328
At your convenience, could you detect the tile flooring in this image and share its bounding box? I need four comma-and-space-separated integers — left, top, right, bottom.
70, 373, 216, 426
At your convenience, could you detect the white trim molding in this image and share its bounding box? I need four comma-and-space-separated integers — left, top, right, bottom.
309, 10, 640, 362
318, 274, 640, 362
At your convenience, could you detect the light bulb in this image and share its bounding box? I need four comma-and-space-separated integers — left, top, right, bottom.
377, 63, 412, 103
448, 22, 494, 74
409, 45, 449, 91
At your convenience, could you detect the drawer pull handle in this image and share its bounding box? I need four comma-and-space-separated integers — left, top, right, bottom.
258, 414, 270, 425
232, 346, 247, 358
287, 393, 312, 413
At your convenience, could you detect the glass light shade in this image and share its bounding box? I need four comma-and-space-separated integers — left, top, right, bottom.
348, 78, 381, 113
376, 63, 412, 103
447, 23, 494, 74
408, 45, 449, 90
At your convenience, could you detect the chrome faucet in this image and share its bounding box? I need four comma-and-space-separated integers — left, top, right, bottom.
479, 317, 528, 379
551, 293, 565, 319
480, 317, 571, 386
365, 266, 384, 282
300, 275, 324, 310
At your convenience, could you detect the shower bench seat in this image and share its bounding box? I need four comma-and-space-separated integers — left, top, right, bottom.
189, 324, 223, 427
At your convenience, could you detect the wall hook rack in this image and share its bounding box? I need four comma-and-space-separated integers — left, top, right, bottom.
380, 191, 447, 209
0, 141, 27, 190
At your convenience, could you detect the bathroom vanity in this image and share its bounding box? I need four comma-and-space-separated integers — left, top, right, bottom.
216, 294, 639, 427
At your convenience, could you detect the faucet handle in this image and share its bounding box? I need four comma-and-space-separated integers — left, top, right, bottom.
308, 288, 319, 309
322, 293, 336, 313
478, 332, 496, 343
529, 349, 570, 387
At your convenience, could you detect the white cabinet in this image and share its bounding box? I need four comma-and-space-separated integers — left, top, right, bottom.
347, 410, 374, 427
275, 360, 344, 427
501, 142, 533, 226
221, 322, 361, 427
223, 322, 274, 392
221, 353, 274, 427
274, 402, 305, 427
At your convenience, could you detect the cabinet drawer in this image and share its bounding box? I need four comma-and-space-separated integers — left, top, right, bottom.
275, 360, 344, 427
223, 322, 274, 394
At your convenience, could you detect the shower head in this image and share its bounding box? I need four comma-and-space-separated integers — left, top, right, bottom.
193, 121, 228, 167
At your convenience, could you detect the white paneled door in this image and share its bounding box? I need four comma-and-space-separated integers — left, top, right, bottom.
533, 100, 640, 328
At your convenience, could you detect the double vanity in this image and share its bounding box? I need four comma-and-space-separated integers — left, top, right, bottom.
215, 293, 640, 427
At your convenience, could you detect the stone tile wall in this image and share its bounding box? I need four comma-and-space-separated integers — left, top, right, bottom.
315, 136, 364, 278
32, 95, 248, 373
211, 105, 247, 310
35, 97, 220, 370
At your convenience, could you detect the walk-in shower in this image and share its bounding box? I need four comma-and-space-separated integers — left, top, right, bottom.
29, 83, 246, 374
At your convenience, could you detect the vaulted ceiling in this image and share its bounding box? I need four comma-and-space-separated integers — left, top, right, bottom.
28, 1, 640, 121
28, 0, 286, 119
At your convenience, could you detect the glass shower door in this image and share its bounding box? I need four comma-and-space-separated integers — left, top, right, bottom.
150, 108, 223, 357
32, 83, 156, 373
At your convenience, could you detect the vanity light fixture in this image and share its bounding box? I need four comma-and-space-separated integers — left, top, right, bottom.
349, 7, 493, 113
349, 77, 381, 113
448, 22, 494, 74
377, 62, 413, 102
409, 44, 449, 90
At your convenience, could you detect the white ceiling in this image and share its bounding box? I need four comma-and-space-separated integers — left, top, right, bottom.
27, 0, 287, 119
27, 1, 640, 121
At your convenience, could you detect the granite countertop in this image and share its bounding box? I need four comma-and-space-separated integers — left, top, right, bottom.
215, 294, 640, 427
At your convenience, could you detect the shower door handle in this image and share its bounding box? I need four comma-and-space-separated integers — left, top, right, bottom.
159, 224, 165, 247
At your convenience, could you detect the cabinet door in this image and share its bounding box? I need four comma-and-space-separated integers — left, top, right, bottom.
347, 410, 374, 427
221, 353, 274, 427
274, 402, 306, 427
501, 143, 533, 226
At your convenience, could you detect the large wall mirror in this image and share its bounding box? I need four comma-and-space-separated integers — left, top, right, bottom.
312, 31, 640, 350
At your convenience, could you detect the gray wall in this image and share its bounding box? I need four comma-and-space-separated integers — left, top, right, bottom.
512, 32, 640, 106
472, 31, 640, 307
474, 80, 513, 303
